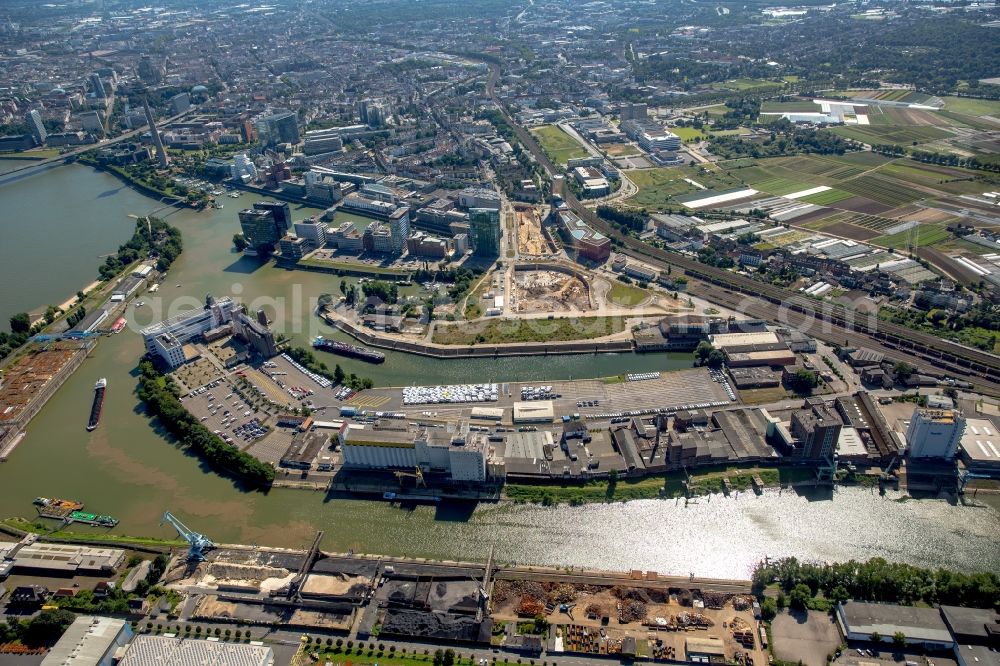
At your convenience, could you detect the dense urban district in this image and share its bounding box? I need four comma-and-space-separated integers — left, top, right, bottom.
1, 0, 1000, 666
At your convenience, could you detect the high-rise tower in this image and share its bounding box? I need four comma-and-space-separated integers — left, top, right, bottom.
142, 96, 169, 168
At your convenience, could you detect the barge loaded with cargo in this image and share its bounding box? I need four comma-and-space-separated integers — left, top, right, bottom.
86, 378, 106, 431
312, 336, 385, 364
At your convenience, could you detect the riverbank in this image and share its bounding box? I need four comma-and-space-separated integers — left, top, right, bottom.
321, 310, 635, 358
504, 465, 824, 505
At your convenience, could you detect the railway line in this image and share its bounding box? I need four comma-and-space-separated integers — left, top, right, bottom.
484, 65, 1000, 394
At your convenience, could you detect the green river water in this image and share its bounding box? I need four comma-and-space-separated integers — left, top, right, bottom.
0, 159, 998, 579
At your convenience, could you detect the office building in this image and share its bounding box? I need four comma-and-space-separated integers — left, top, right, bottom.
458, 187, 501, 210
363, 221, 395, 254
330, 221, 363, 251
239, 208, 280, 255
78, 110, 104, 134
231, 153, 258, 182
140, 296, 237, 368
89, 72, 106, 99
137, 55, 163, 85
119, 635, 273, 666
42, 616, 133, 666
790, 403, 842, 460
232, 307, 278, 358
387, 206, 410, 254
341, 193, 398, 218
253, 200, 292, 232
620, 119, 681, 152
25, 109, 46, 145
469, 207, 501, 257
557, 210, 611, 261
407, 232, 449, 258
619, 103, 648, 121
169, 92, 191, 115
303, 128, 345, 155
255, 110, 299, 146
906, 408, 965, 459
294, 219, 327, 248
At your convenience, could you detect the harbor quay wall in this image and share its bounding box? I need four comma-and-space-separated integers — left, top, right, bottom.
321, 314, 634, 358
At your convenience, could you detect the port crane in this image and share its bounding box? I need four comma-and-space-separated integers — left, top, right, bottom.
161, 512, 215, 561
959, 470, 993, 493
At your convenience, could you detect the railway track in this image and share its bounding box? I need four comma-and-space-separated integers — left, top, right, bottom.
484, 68, 1000, 393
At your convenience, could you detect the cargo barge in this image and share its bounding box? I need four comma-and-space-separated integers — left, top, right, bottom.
312, 336, 385, 364
68, 511, 119, 527
34, 497, 84, 511
86, 378, 106, 431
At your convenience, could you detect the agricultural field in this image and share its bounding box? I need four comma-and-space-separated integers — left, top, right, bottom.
625, 165, 740, 209
799, 188, 854, 205
530, 124, 590, 165
760, 100, 819, 113
871, 223, 950, 249
829, 124, 953, 146
838, 174, 927, 207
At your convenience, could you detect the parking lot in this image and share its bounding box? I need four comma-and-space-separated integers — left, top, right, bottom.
179, 379, 267, 449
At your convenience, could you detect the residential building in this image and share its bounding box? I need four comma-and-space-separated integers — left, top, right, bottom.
137, 55, 163, 85
303, 128, 345, 155
278, 234, 310, 260
387, 206, 411, 254
294, 219, 327, 248
469, 207, 501, 256
407, 231, 450, 258
25, 109, 46, 145
169, 92, 191, 115
89, 72, 106, 99
363, 221, 395, 254
119, 635, 273, 666
41, 616, 133, 666
906, 408, 965, 459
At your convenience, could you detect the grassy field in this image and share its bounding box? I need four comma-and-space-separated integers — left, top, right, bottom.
607, 280, 651, 306
939, 96, 1000, 117
711, 78, 784, 92
431, 316, 625, 345
871, 223, 950, 249
298, 257, 411, 278
626, 165, 740, 209
530, 124, 590, 165
670, 126, 707, 142
760, 100, 819, 113
750, 176, 813, 196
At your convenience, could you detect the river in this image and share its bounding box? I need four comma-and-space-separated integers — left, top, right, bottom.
0, 159, 998, 579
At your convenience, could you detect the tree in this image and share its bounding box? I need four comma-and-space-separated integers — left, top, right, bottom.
760, 597, 778, 621
706, 349, 726, 369
318, 293, 334, 307
433, 649, 445, 666
232, 233, 248, 251
694, 340, 713, 364
893, 361, 916, 380
892, 631, 906, 647
789, 583, 812, 611
425, 297, 435, 322
22, 609, 77, 647
9, 312, 30, 334
788, 369, 818, 394
870, 631, 882, 643
829, 585, 850, 604
443, 649, 456, 666
334, 364, 346, 385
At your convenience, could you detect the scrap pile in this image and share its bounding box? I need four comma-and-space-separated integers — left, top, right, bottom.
561, 625, 621, 655
618, 599, 647, 623
730, 617, 756, 649
731, 595, 755, 611
700, 591, 730, 609
675, 611, 714, 629
650, 638, 677, 661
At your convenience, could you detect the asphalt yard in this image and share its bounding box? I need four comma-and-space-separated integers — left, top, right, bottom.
349, 368, 730, 421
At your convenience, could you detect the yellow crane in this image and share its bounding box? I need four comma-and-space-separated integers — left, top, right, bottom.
393, 466, 426, 488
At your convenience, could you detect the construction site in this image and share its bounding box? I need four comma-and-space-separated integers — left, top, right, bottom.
515, 206, 554, 257
512, 268, 592, 313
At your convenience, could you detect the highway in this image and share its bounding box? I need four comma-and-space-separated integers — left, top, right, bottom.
0, 108, 194, 182
484, 65, 1000, 396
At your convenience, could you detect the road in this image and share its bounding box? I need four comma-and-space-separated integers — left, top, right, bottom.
0, 108, 195, 182
483, 64, 1000, 395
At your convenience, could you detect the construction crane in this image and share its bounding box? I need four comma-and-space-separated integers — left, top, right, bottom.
393, 466, 426, 488
160, 512, 214, 561
31, 331, 101, 343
